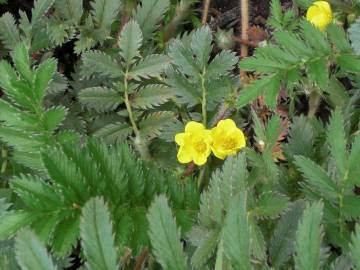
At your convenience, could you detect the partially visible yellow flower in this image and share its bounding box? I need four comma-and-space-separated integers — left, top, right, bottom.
175, 121, 212, 166
306, 1, 333, 30
211, 119, 246, 160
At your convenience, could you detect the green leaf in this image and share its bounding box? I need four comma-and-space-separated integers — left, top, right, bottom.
11, 42, 32, 83
15, 229, 57, 270
222, 192, 252, 270
129, 54, 169, 80
168, 39, 200, 77
91, 0, 121, 30
0, 211, 35, 240
0, 13, 21, 51
349, 19, 360, 55
270, 200, 306, 269
119, 20, 142, 66
165, 69, 200, 107
294, 201, 324, 270
79, 87, 122, 112
54, 0, 83, 23
350, 224, 360, 269
52, 214, 80, 257
327, 24, 352, 53
94, 122, 132, 144
206, 50, 239, 80
80, 197, 118, 270
294, 155, 338, 200
336, 54, 360, 73
34, 58, 57, 102
348, 135, 360, 186
237, 73, 281, 109
81, 50, 122, 78
132, 85, 174, 109
327, 109, 347, 180
147, 195, 187, 270
31, 0, 55, 26
191, 229, 221, 268
139, 111, 175, 139
191, 26, 212, 70
307, 57, 328, 89
301, 20, 331, 54
134, 0, 170, 40
43, 107, 68, 132
253, 192, 289, 219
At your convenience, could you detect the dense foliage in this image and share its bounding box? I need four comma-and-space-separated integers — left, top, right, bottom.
0, 0, 359, 269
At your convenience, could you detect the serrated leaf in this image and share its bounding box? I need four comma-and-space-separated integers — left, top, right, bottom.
237, 73, 282, 109
169, 39, 200, 77
119, 20, 142, 66
294, 155, 338, 200
294, 201, 324, 270
80, 197, 118, 270
206, 50, 239, 80
336, 54, 360, 73
54, 0, 83, 23
270, 200, 306, 269
191, 229, 220, 268
147, 195, 187, 270
15, 229, 57, 270
350, 224, 360, 269
222, 192, 252, 270
327, 24, 352, 53
90, 0, 121, 30
307, 57, 328, 89
349, 19, 360, 55
191, 26, 212, 69
0, 211, 35, 240
11, 42, 32, 83
31, 0, 55, 26
52, 214, 80, 257
165, 69, 200, 107
79, 87, 122, 112
327, 109, 347, 180
0, 13, 21, 51
34, 58, 57, 102
134, 0, 170, 40
129, 54, 169, 80
132, 85, 173, 109
94, 122, 132, 144
139, 111, 175, 139
81, 50, 122, 78
253, 192, 289, 219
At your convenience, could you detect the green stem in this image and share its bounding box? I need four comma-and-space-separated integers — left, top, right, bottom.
308, 91, 321, 118
124, 71, 151, 160
200, 73, 207, 126
124, 70, 140, 136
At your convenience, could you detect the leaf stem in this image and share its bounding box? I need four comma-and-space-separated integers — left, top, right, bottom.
200, 73, 207, 126
124, 70, 140, 136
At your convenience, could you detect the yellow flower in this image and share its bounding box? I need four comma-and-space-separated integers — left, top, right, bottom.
306, 1, 333, 30
175, 121, 213, 166
211, 119, 246, 160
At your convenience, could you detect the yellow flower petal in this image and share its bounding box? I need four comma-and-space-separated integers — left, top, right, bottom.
185, 121, 205, 133
177, 146, 192, 164
217, 119, 237, 130
175, 133, 186, 145
193, 153, 208, 166
306, 1, 332, 30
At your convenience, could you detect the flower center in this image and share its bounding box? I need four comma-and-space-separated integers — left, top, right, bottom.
223, 137, 236, 150
193, 139, 207, 153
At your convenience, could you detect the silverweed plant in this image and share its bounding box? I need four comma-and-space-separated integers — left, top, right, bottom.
0, 0, 359, 269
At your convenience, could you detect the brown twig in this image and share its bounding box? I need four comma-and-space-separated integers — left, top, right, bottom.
202, 0, 211, 25
232, 36, 258, 48
134, 247, 149, 270
240, 0, 249, 78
